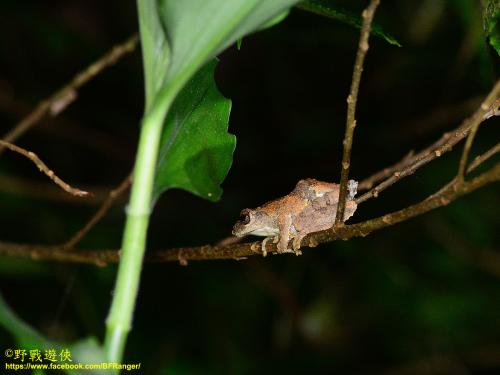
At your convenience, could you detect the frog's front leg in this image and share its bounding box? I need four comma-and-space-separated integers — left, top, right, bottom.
291, 217, 305, 256
277, 214, 293, 254
261, 235, 278, 257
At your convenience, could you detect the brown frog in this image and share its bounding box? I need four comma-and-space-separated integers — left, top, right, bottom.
232, 178, 358, 256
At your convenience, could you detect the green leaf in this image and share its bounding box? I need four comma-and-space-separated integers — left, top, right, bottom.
157, 0, 303, 90
140, 0, 304, 115
0, 293, 50, 349
139, 0, 302, 203
483, 0, 500, 56
70, 337, 107, 375
236, 10, 290, 50
259, 9, 290, 31
236, 9, 290, 51
137, 0, 170, 113
0, 293, 106, 375
153, 59, 235, 202
297, 0, 402, 47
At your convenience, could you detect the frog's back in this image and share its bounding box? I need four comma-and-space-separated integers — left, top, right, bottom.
260, 193, 307, 217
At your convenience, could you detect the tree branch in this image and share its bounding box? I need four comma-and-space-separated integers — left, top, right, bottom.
356, 79, 500, 204
0, 140, 90, 197
0, 175, 125, 205
29, 89, 499, 248
357, 150, 414, 191
4, 169, 132, 250
0, 163, 497, 267
458, 86, 500, 179
336, 0, 380, 225
62, 172, 133, 248
0, 34, 138, 156
467, 142, 500, 174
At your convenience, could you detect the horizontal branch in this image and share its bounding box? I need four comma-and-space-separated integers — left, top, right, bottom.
0, 163, 497, 267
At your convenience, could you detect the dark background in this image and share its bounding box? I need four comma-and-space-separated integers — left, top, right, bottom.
0, 0, 499, 373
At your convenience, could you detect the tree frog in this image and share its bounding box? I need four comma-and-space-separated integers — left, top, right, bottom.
232, 178, 358, 256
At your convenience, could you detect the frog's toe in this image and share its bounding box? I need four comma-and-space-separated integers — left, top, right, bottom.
276, 240, 289, 254
292, 237, 301, 251
261, 237, 270, 257
292, 236, 304, 256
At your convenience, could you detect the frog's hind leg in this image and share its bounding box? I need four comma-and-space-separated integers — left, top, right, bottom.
293, 223, 332, 256
292, 234, 305, 256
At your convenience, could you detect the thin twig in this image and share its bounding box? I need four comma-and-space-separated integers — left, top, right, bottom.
336, 0, 380, 225
0, 34, 139, 156
356, 125, 469, 204
483, 98, 500, 120
358, 150, 414, 191
457, 85, 500, 179
467, 142, 500, 174
0, 175, 111, 205
358, 97, 483, 192
63, 172, 133, 248
0, 139, 90, 197
0, 163, 497, 266
0, 83, 134, 162
356, 79, 500, 204
396, 96, 482, 142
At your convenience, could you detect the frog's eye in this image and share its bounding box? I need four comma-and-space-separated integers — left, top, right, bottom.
239, 211, 251, 224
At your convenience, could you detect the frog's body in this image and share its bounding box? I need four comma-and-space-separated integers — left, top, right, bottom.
232, 178, 358, 256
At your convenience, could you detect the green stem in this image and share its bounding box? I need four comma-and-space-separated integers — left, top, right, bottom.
102, 0, 177, 363
102, 0, 210, 364
103, 102, 170, 363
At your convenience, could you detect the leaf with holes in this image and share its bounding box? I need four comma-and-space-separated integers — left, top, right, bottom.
139, 0, 303, 204
153, 60, 235, 202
